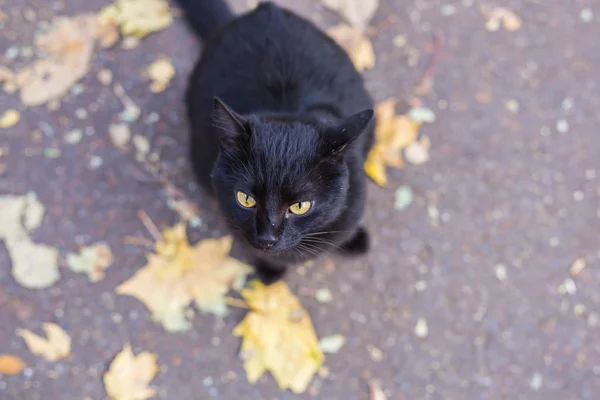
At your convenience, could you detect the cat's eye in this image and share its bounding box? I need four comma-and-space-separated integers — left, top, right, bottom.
236, 191, 257, 208
288, 201, 312, 215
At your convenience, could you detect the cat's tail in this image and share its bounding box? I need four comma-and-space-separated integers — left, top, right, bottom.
174, 0, 234, 40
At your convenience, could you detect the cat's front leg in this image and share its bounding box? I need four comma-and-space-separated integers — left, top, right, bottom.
254, 259, 287, 285
338, 226, 370, 255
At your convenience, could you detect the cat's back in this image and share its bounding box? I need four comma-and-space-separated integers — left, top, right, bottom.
189, 2, 372, 115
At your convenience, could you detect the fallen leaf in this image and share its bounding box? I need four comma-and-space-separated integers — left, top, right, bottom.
0, 66, 17, 93
0, 109, 20, 128
404, 135, 431, 165
147, 58, 175, 93
323, 0, 379, 31
109, 123, 131, 150
16, 14, 98, 106
369, 380, 387, 400
66, 242, 114, 282
480, 6, 522, 32
233, 281, 324, 393
327, 24, 375, 71
0, 193, 60, 289
162, 180, 200, 222
0, 355, 26, 375
97, 68, 114, 85
17, 323, 71, 361
97, 20, 120, 48
407, 107, 436, 124
414, 317, 428, 338
104, 344, 158, 400
132, 134, 150, 161
117, 223, 252, 331
114, 83, 141, 122
319, 334, 346, 354
363, 99, 418, 186
394, 185, 413, 211
99, 0, 173, 38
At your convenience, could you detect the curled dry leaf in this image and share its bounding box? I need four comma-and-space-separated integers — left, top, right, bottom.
117, 223, 252, 332
233, 281, 324, 393
0, 355, 26, 376
0, 109, 20, 128
147, 58, 175, 93
66, 242, 114, 282
0, 193, 59, 289
327, 24, 375, 71
16, 14, 98, 106
18, 323, 71, 362
99, 0, 173, 38
323, 0, 379, 31
104, 344, 158, 400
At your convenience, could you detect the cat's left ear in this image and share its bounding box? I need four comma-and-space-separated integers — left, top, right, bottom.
321, 109, 374, 154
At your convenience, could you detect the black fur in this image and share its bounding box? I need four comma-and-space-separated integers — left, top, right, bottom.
177, 0, 375, 282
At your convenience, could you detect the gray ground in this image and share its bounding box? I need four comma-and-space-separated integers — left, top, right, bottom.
1, 0, 600, 399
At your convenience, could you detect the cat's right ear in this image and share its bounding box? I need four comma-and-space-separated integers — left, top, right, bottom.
212, 97, 249, 147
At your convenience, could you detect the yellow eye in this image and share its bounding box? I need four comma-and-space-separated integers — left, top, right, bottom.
236, 191, 256, 208
288, 201, 312, 215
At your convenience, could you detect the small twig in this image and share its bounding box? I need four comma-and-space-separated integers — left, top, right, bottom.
223, 296, 250, 310
123, 236, 155, 247
413, 29, 444, 96
137, 210, 163, 242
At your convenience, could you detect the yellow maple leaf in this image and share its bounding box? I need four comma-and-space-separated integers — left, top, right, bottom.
147, 58, 175, 93
364, 98, 421, 186
104, 344, 158, 400
233, 281, 324, 393
99, 0, 173, 38
17, 323, 71, 362
327, 24, 375, 72
117, 223, 252, 332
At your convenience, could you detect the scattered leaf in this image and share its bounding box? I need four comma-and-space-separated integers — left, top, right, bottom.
99, 0, 173, 38
16, 14, 98, 106
104, 344, 158, 400
369, 380, 387, 400
323, 0, 379, 31
480, 6, 522, 32
0, 109, 20, 128
414, 317, 428, 338
319, 334, 346, 354
0, 193, 60, 289
66, 242, 113, 282
97, 20, 120, 48
404, 135, 431, 165
315, 288, 333, 303
407, 107, 436, 124
114, 83, 141, 122
327, 24, 375, 71
109, 123, 131, 150
147, 58, 175, 93
364, 99, 422, 186
17, 323, 71, 361
570, 257, 586, 276
233, 281, 324, 393
0, 355, 26, 376
97, 68, 114, 85
117, 223, 252, 331
394, 185, 413, 211
162, 180, 200, 222
132, 134, 150, 161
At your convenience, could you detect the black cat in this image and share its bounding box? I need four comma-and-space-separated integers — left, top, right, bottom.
176, 0, 376, 283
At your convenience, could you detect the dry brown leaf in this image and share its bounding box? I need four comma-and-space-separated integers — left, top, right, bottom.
0, 193, 60, 289
0, 355, 26, 376
99, 0, 173, 38
369, 380, 387, 400
66, 242, 114, 282
18, 323, 71, 362
233, 281, 324, 393
104, 344, 158, 400
97, 20, 120, 48
117, 223, 251, 332
17, 14, 98, 106
327, 24, 375, 71
0, 109, 20, 128
147, 58, 175, 93
323, 0, 379, 31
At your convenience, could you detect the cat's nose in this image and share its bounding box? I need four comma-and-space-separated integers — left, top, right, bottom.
256, 232, 279, 249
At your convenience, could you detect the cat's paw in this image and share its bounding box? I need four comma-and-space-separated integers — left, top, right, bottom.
254, 260, 287, 285
339, 227, 369, 255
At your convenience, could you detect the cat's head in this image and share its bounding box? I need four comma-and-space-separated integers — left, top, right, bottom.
210, 97, 373, 255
